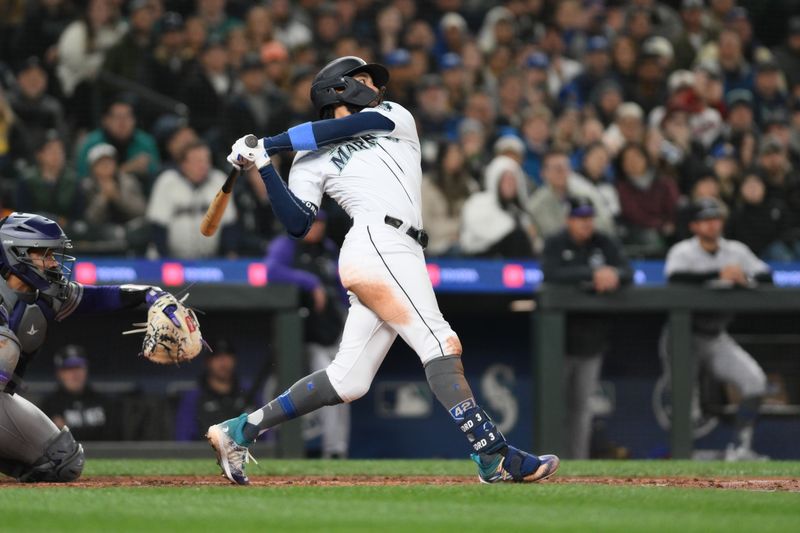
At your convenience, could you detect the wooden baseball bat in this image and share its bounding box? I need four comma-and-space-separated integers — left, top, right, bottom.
200, 134, 258, 237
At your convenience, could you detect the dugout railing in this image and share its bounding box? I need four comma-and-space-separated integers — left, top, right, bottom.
533, 284, 800, 459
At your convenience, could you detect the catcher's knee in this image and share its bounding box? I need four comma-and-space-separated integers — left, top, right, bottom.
19, 427, 85, 483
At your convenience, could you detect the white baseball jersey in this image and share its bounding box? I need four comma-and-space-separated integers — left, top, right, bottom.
284, 101, 459, 402
287, 101, 424, 229
665, 237, 769, 278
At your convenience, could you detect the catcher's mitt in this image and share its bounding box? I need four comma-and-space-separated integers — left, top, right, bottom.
123, 292, 204, 364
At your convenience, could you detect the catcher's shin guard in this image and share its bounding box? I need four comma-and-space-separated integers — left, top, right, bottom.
18, 427, 85, 483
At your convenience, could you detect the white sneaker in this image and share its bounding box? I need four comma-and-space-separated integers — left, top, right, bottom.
724, 444, 769, 462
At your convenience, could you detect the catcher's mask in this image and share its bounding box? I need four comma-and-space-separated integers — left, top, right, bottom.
311, 56, 389, 119
0, 213, 75, 296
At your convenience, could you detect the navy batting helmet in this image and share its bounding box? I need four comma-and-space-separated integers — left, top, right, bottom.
0, 213, 74, 294
310, 56, 389, 118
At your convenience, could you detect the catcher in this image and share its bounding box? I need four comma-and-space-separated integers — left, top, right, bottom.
0, 212, 203, 482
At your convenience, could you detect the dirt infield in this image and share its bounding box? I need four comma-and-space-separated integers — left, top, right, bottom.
2, 475, 798, 491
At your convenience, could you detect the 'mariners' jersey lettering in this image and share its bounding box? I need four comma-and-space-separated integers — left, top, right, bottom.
330, 134, 380, 172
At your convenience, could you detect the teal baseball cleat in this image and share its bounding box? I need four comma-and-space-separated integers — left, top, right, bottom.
471, 446, 560, 483
206, 414, 258, 485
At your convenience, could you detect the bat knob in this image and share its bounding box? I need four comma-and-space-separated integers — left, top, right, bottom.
244, 134, 258, 148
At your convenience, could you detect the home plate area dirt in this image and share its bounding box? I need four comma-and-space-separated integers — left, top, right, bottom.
1, 475, 798, 491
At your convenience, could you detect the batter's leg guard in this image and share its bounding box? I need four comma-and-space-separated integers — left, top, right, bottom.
18, 427, 84, 483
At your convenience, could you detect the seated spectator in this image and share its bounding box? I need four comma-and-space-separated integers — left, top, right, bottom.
175, 340, 251, 441
460, 155, 534, 258
456, 118, 488, 182
752, 58, 789, 128
180, 37, 235, 153
222, 52, 287, 150
708, 143, 742, 205
82, 143, 146, 227
147, 12, 194, 101
196, 0, 242, 41
616, 142, 680, 256
56, 0, 126, 130
675, 172, 722, 242
159, 123, 199, 172
603, 102, 646, 157
146, 141, 237, 258
758, 136, 800, 214
422, 142, 479, 256
16, 130, 84, 225
414, 74, 455, 143
7, 57, 66, 149
520, 105, 553, 186
0, 87, 29, 179
76, 99, 160, 181
528, 150, 616, 248
101, 0, 158, 101
657, 108, 709, 194
40, 345, 118, 441
542, 197, 633, 459
773, 16, 800, 89
727, 172, 797, 261
579, 142, 620, 218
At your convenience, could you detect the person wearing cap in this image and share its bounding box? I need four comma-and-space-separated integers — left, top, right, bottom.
773, 16, 800, 88
196, 0, 242, 42
179, 36, 235, 153
663, 197, 771, 461
757, 135, 800, 217
602, 102, 646, 157
7, 58, 66, 151
436, 12, 469, 61
720, 88, 755, 141
222, 52, 287, 150
101, 0, 158, 94
260, 40, 291, 89
264, 213, 350, 458
542, 196, 633, 459
75, 98, 160, 180
175, 340, 254, 441
440, 53, 469, 112
415, 74, 456, 142
148, 12, 194, 100
522, 52, 552, 108
538, 24, 584, 101
82, 142, 146, 227
752, 58, 789, 128
17, 130, 84, 225
715, 28, 754, 95
561, 35, 615, 107
673, 0, 715, 70
40, 345, 118, 442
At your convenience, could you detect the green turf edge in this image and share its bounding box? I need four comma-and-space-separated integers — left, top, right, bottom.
1, 484, 799, 533
81, 459, 800, 478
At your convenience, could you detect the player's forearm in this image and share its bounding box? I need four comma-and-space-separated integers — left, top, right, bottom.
72, 285, 148, 315
262, 112, 395, 155
259, 164, 316, 238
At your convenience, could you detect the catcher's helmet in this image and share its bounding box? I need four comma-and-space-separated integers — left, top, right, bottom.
310, 56, 389, 118
0, 212, 74, 294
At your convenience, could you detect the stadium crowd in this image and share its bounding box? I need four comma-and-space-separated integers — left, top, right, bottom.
0, 0, 799, 260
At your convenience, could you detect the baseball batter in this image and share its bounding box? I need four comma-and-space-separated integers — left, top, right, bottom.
207, 56, 559, 484
661, 198, 770, 460
0, 212, 184, 482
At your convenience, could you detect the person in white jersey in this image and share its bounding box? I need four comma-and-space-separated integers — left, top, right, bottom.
662, 197, 771, 461
206, 56, 559, 485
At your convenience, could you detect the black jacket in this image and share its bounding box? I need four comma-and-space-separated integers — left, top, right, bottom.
542, 229, 633, 355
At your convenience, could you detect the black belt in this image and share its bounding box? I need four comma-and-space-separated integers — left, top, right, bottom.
384, 215, 429, 249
